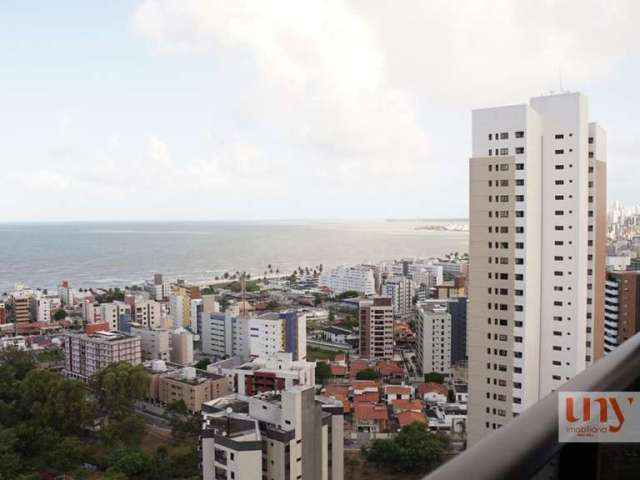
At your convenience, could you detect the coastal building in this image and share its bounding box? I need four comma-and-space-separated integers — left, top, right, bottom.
250, 311, 307, 361
359, 297, 394, 359
416, 302, 452, 375
11, 289, 33, 323
58, 280, 73, 306
319, 265, 376, 295
201, 386, 344, 480
63, 331, 142, 381
207, 352, 315, 399
190, 298, 203, 334
603, 270, 640, 354
467, 92, 607, 444
383, 276, 414, 319
130, 323, 171, 361
145, 273, 170, 301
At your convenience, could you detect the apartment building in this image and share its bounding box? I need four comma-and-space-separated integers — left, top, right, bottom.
383, 276, 414, 319
250, 311, 307, 361
359, 297, 394, 359
100, 301, 131, 331
0, 303, 5, 324
201, 312, 250, 359
207, 352, 315, 399
319, 265, 376, 295
132, 299, 162, 329
63, 331, 142, 381
159, 366, 227, 412
603, 270, 640, 354
416, 302, 452, 375
467, 92, 607, 444
201, 386, 344, 480
11, 290, 33, 323
170, 328, 194, 365
58, 280, 73, 305
130, 323, 171, 361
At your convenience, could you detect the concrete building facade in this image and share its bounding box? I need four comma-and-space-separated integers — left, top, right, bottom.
467, 92, 607, 444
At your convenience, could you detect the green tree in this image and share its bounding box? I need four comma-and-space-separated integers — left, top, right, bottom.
46, 436, 90, 473
356, 368, 379, 381
165, 401, 201, 443
107, 448, 151, 479
328, 310, 335, 322
337, 290, 359, 300
53, 309, 67, 321
315, 362, 332, 384
193, 358, 210, 370
101, 415, 146, 447
363, 423, 448, 473
0, 428, 21, 480
91, 363, 150, 418
424, 372, 445, 384
167, 446, 200, 479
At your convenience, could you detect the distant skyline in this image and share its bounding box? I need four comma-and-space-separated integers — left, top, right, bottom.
2, 1, 640, 221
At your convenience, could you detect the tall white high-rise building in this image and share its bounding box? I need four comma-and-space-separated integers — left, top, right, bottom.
467, 92, 606, 444
383, 276, 413, 319
416, 302, 452, 375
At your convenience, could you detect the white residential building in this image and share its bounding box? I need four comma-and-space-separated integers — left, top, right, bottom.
416, 302, 452, 375
63, 331, 142, 381
201, 386, 344, 480
201, 312, 251, 359
132, 299, 162, 329
207, 352, 316, 399
130, 324, 171, 361
100, 301, 131, 331
467, 92, 607, 445
319, 265, 376, 295
383, 276, 413, 319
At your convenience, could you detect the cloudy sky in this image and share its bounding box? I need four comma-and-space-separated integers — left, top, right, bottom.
2, 0, 640, 221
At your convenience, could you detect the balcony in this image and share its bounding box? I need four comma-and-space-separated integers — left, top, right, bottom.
424, 331, 640, 480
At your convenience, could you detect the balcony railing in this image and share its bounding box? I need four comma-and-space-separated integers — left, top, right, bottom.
424, 331, 640, 480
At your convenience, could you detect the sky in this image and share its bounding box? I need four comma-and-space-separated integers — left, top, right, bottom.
1, 0, 640, 222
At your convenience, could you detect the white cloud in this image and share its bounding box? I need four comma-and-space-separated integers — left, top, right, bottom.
133, 0, 430, 180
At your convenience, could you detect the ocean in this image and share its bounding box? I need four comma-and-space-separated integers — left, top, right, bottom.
0, 220, 468, 293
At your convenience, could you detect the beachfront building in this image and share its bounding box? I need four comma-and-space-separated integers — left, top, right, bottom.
319, 265, 376, 295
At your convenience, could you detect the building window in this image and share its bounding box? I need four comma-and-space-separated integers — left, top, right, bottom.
515, 147, 524, 154
515, 131, 524, 138
555, 149, 564, 154
500, 132, 509, 139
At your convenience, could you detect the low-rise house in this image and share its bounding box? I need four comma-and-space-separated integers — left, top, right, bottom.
426, 404, 467, 433
390, 399, 423, 414
453, 382, 468, 404
384, 385, 413, 403
349, 359, 370, 379
353, 403, 389, 433
397, 410, 427, 428
330, 364, 348, 378
320, 326, 355, 344
417, 382, 449, 404
375, 360, 404, 383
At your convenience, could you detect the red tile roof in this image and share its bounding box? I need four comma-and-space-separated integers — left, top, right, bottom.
323, 384, 349, 397
375, 360, 404, 376
330, 365, 347, 376
354, 391, 380, 403
397, 410, 427, 427
354, 403, 389, 421
334, 353, 346, 362
391, 399, 423, 413
385, 385, 412, 396
417, 382, 449, 397
352, 380, 379, 391
350, 359, 370, 378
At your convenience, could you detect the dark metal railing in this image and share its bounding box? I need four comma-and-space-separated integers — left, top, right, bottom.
424, 332, 640, 480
